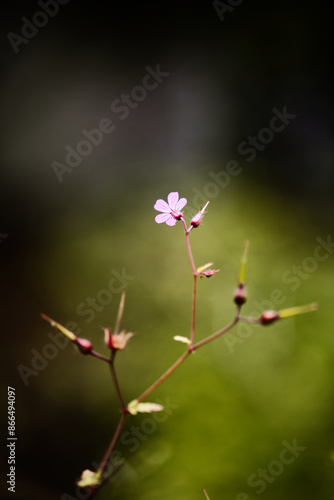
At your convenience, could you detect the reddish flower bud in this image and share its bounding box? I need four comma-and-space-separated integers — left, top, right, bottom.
200, 269, 220, 278
191, 202, 209, 228
234, 284, 247, 306
76, 338, 93, 354
102, 327, 134, 350
260, 310, 280, 325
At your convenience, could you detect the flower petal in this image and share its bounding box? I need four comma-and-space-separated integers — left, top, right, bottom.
112, 331, 134, 350
154, 199, 170, 213
165, 215, 177, 226
167, 191, 179, 209
175, 197, 187, 211
155, 213, 171, 224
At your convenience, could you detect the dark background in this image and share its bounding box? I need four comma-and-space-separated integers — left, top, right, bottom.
1, 2, 334, 499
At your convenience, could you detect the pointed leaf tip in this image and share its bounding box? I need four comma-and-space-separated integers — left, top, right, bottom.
279, 302, 318, 319
41, 314, 77, 341
239, 240, 249, 284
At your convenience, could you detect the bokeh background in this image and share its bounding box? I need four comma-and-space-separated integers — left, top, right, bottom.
1, 1, 334, 499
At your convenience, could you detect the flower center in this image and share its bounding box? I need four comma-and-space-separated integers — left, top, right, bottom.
171, 208, 182, 220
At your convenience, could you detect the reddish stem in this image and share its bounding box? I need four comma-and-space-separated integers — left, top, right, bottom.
97, 412, 128, 476
190, 275, 197, 348
181, 217, 197, 276
89, 350, 111, 363
136, 350, 190, 403
110, 350, 126, 411
193, 317, 239, 351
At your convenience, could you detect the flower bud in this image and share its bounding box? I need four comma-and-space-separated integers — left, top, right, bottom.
200, 268, 220, 278
76, 338, 93, 354
191, 201, 209, 228
234, 283, 247, 306
102, 327, 134, 350
260, 302, 318, 326
260, 310, 280, 325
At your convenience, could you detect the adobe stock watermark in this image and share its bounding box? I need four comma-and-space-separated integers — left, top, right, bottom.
61, 396, 179, 500
17, 267, 135, 386
76, 268, 135, 323
51, 64, 170, 183
7, 0, 71, 54
224, 234, 331, 353
282, 235, 334, 291
213, 0, 244, 22
236, 438, 306, 499
224, 289, 287, 354
17, 320, 81, 386
185, 106, 297, 216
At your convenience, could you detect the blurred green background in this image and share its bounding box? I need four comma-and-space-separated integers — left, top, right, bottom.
1, 2, 334, 499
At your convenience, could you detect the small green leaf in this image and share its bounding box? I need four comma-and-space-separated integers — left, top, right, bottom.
127, 399, 164, 415
173, 335, 191, 344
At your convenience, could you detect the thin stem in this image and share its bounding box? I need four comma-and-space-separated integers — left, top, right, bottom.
190, 275, 197, 347
136, 351, 190, 403
181, 217, 197, 276
89, 350, 111, 363
97, 413, 127, 476
85, 413, 128, 498
193, 317, 239, 351
185, 232, 197, 275
110, 351, 126, 410
238, 315, 261, 324
181, 217, 198, 346
136, 316, 240, 403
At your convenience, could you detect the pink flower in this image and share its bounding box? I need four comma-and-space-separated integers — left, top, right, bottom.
154, 192, 187, 226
